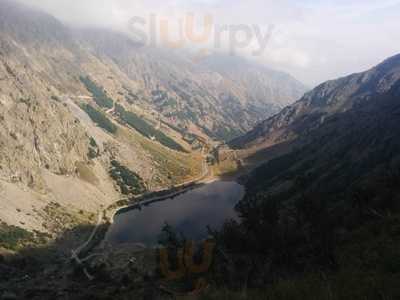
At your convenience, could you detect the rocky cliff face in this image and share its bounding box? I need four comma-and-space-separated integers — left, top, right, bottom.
75, 29, 307, 141
0, 0, 306, 233
0, 0, 195, 233
199, 54, 306, 108
230, 54, 400, 150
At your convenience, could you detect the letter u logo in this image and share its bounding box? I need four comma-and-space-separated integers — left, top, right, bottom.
159, 239, 216, 281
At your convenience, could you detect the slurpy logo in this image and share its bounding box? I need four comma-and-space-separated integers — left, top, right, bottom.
128, 13, 274, 60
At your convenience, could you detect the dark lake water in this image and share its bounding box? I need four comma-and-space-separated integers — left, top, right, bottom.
105, 181, 244, 246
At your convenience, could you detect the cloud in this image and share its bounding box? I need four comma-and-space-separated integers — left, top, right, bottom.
16, 0, 400, 86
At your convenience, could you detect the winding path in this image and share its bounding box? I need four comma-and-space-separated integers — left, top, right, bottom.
70, 142, 214, 267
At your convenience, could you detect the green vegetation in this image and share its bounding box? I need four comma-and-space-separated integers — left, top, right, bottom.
199, 125, 215, 140
183, 133, 196, 144
79, 76, 114, 109
88, 148, 98, 160
81, 104, 117, 134
109, 160, 146, 195
18, 97, 31, 106
137, 135, 202, 186
198, 123, 243, 142
157, 223, 185, 248
115, 103, 186, 152
87, 137, 99, 159
161, 98, 177, 109
151, 89, 168, 102
200, 268, 400, 300
50, 95, 60, 102
204, 92, 400, 299
89, 137, 97, 148
122, 86, 139, 104
215, 127, 243, 142
215, 126, 243, 142
0, 222, 34, 251
162, 121, 186, 136
176, 108, 199, 124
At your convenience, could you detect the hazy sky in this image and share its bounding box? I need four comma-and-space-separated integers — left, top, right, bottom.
17, 0, 400, 86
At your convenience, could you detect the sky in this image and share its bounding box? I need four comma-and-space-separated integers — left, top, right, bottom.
17, 0, 400, 87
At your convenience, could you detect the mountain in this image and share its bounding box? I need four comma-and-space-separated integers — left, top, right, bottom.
0, 0, 305, 233
230, 54, 400, 150
0, 0, 201, 233
246, 79, 400, 196
235, 52, 400, 216
199, 54, 306, 109
0, 1, 398, 298
212, 58, 400, 298
75, 29, 307, 141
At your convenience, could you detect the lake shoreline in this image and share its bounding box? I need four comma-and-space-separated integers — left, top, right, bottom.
73, 160, 244, 260
106, 180, 245, 246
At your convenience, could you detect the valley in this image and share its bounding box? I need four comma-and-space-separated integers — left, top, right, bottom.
0, 0, 304, 238
0, 0, 399, 299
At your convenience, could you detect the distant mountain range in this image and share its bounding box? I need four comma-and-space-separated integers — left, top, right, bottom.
74, 28, 307, 141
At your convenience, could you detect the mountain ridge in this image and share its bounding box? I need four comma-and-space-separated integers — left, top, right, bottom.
230, 53, 400, 150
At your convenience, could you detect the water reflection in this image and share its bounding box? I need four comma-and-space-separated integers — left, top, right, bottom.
106, 181, 244, 246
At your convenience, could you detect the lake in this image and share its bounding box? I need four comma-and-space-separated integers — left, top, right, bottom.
105, 181, 245, 246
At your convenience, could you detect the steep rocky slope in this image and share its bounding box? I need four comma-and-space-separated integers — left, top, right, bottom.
0, 0, 201, 234
199, 54, 306, 109
75, 29, 307, 141
230, 54, 400, 150
0, 0, 306, 234
246, 79, 400, 196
